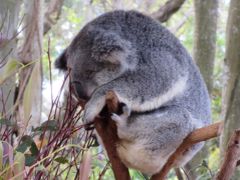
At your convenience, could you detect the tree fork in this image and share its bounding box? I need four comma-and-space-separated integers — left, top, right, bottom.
93, 91, 130, 180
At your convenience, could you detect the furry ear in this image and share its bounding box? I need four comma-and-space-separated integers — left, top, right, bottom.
91, 32, 132, 65
55, 49, 67, 71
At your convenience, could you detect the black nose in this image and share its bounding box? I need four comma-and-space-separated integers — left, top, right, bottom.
71, 81, 89, 100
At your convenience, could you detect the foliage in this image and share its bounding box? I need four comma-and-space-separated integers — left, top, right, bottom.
0, 71, 92, 179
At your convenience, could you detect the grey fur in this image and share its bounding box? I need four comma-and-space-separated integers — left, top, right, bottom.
55, 10, 211, 175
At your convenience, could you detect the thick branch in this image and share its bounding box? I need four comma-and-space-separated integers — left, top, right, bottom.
215, 129, 240, 180
174, 168, 184, 180
151, 122, 223, 180
94, 91, 130, 180
44, 0, 64, 35
151, 0, 186, 22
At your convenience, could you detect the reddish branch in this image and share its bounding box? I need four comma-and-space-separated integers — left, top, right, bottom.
215, 129, 240, 180
93, 91, 130, 180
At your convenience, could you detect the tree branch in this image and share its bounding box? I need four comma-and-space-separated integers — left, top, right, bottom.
44, 0, 64, 35
151, 122, 223, 180
215, 129, 240, 180
93, 91, 130, 180
174, 168, 184, 180
151, 0, 186, 22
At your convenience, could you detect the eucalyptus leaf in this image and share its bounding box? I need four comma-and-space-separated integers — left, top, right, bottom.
0, 59, 20, 85
16, 135, 39, 156
29, 142, 39, 156
0, 119, 16, 127
22, 60, 42, 128
13, 152, 25, 179
33, 120, 58, 132
54, 157, 69, 164
25, 154, 37, 166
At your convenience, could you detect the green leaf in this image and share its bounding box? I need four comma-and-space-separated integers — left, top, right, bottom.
25, 154, 37, 166
13, 152, 25, 179
0, 119, 16, 127
22, 60, 41, 126
33, 120, 59, 132
0, 59, 22, 85
15, 136, 39, 156
29, 142, 39, 156
54, 157, 69, 164
15, 135, 32, 153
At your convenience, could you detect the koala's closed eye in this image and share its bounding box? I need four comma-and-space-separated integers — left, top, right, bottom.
85, 70, 96, 78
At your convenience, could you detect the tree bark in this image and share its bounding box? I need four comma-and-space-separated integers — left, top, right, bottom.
0, 0, 21, 117
44, 0, 64, 35
193, 0, 218, 93
185, 0, 218, 178
94, 91, 130, 180
220, 0, 240, 179
17, 0, 44, 134
216, 129, 240, 180
151, 0, 186, 23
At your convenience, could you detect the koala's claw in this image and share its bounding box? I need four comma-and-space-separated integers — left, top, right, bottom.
110, 113, 121, 121
111, 113, 127, 127
111, 104, 131, 126
82, 96, 106, 124
122, 104, 131, 117
82, 110, 95, 124
83, 122, 95, 131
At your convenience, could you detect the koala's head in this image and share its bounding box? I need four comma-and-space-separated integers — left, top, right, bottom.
55, 24, 137, 100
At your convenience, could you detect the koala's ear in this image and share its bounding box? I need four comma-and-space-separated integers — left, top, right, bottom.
91, 32, 134, 66
55, 49, 67, 71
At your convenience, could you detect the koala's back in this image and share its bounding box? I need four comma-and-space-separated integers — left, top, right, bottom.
86, 10, 211, 125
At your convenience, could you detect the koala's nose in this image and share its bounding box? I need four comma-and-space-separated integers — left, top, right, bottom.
72, 81, 89, 100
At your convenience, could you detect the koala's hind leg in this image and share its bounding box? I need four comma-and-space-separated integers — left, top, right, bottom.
115, 106, 205, 174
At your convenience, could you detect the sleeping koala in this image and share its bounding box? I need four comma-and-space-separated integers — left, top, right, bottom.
55, 10, 211, 175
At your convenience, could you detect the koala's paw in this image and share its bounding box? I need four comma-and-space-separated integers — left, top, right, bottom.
82, 96, 106, 125
111, 104, 131, 127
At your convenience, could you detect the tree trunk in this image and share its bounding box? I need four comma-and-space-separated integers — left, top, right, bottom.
193, 0, 218, 93
0, 0, 21, 117
17, 0, 44, 134
186, 0, 218, 178
220, 0, 240, 179
44, 0, 64, 35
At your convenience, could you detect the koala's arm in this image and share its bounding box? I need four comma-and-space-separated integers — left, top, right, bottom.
83, 59, 188, 123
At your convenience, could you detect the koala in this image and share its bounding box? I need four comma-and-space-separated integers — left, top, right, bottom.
55, 10, 211, 175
